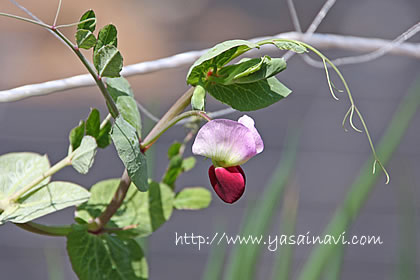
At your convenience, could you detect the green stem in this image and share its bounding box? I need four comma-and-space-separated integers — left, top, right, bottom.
0, 11, 119, 118
297, 75, 420, 280
52, 0, 62, 27
8, 155, 72, 202
0, 12, 51, 29
15, 221, 71, 237
55, 18, 96, 29
100, 113, 112, 130
141, 110, 210, 150
51, 29, 119, 118
141, 87, 195, 149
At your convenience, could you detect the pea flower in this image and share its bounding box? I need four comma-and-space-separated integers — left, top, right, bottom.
192, 115, 263, 203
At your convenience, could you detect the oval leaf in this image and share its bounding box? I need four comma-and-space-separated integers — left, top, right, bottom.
69, 120, 85, 151
76, 179, 174, 237
85, 108, 100, 138
0, 181, 90, 224
94, 24, 118, 53
111, 116, 148, 191
67, 225, 148, 280
215, 56, 287, 85
97, 120, 112, 149
75, 29, 96, 49
0, 153, 50, 202
106, 77, 134, 99
94, 45, 123, 78
174, 187, 212, 210
116, 96, 142, 139
72, 136, 97, 174
270, 40, 307, 53
206, 76, 292, 111
187, 40, 259, 85
77, 10, 96, 32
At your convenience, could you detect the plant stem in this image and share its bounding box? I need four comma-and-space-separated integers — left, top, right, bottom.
89, 169, 131, 232
55, 18, 96, 29
15, 221, 71, 237
0, 11, 119, 118
100, 113, 112, 130
141, 87, 195, 149
92, 88, 205, 232
51, 29, 119, 118
8, 155, 72, 202
0, 12, 51, 29
141, 110, 211, 150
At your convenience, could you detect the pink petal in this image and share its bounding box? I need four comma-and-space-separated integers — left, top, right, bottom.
209, 165, 246, 204
192, 119, 257, 167
238, 115, 264, 154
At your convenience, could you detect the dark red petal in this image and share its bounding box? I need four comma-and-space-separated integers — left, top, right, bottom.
208, 165, 246, 204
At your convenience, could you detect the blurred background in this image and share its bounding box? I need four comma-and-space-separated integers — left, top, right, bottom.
0, 0, 419, 279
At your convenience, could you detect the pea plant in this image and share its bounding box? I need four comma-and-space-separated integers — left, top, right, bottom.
0, 6, 389, 280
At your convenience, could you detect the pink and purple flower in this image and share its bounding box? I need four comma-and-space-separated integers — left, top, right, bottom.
192, 115, 263, 203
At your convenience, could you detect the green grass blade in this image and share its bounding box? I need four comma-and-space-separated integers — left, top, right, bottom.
323, 244, 344, 280
202, 223, 228, 280
270, 184, 299, 280
396, 167, 417, 280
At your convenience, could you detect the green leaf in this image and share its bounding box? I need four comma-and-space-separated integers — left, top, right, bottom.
94, 45, 123, 78
182, 156, 196, 171
72, 136, 97, 174
206, 76, 292, 111
271, 40, 307, 54
167, 142, 182, 159
162, 155, 183, 187
0, 153, 50, 202
94, 24, 118, 53
0, 181, 90, 224
116, 96, 142, 139
174, 187, 211, 210
77, 10, 96, 32
69, 120, 85, 151
106, 77, 134, 99
215, 56, 287, 85
86, 108, 100, 138
97, 121, 112, 149
111, 116, 148, 191
75, 29, 96, 50
67, 225, 148, 280
76, 179, 174, 237
191, 84, 206, 110
105, 77, 142, 138
187, 40, 259, 85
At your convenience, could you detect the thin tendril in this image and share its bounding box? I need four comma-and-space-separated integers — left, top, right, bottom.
349, 105, 362, 133
342, 106, 352, 132
55, 18, 96, 29
53, 0, 62, 27
0, 12, 51, 29
266, 38, 390, 184
372, 160, 377, 174
322, 58, 339, 100
331, 81, 344, 93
